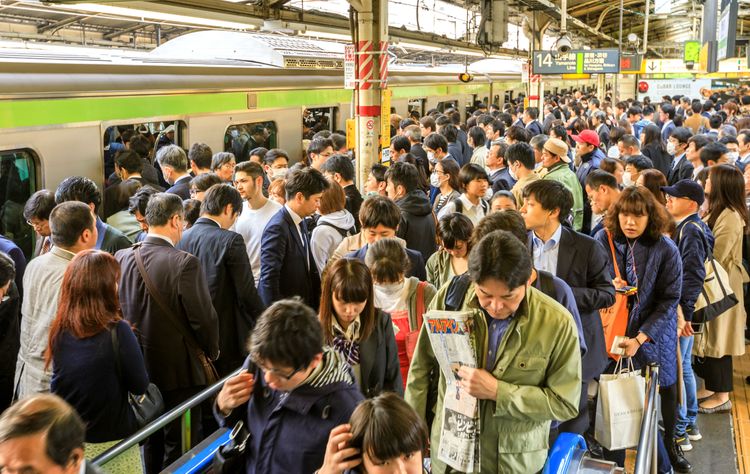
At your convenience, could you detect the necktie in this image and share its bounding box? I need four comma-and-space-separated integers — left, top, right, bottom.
299, 220, 309, 269
41, 237, 51, 255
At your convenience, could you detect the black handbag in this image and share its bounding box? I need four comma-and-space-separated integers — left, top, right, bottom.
111, 326, 165, 427
213, 421, 250, 473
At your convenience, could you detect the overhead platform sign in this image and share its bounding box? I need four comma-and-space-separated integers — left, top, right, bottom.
532, 49, 620, 75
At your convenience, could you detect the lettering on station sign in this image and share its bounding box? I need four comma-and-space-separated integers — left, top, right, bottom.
532, 49, 620, 75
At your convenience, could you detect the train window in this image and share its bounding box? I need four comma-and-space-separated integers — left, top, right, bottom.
303, 107, 337, 139
408, 99, 426, 118
103, 121, 187, 183
437, 100, 458, 113
225, 121, 278, 162
0, 149, 37, 258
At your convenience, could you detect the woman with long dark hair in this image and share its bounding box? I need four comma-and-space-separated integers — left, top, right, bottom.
694, 164, 749, 413
319, 258, 402, 398
641, 124, 672, 176
46, 249, 149, 472
636, 168, 669, 206
594, 186, 688, 473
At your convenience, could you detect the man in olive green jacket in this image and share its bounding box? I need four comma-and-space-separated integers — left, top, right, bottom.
536, 137, 584, 231
405, 230, 581, 474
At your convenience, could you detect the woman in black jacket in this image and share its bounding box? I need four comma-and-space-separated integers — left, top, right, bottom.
641, 124, 672, 177
319, 258, 403, 398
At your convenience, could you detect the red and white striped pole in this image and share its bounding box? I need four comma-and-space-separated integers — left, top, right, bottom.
351, 0, 388, 191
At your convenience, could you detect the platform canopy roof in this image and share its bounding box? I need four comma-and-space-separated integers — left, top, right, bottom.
0, 0, 745, 61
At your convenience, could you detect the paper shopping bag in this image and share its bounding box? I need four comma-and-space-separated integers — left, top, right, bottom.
594, 361, 645, 450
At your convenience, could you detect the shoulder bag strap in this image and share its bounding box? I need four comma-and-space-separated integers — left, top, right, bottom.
133, 245, 204, 356
415, 281, 426, 331
606, 230, 622, 280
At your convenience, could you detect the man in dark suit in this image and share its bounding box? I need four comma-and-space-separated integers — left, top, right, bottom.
321, 154, 363, 232
157, 144, 192, 200
521, 180, 615, 434
667, 127, 695, 185
404, 125, 429, 176
54, 176, 131, 255
103, 150, 163, 219
115, 193, 219, 472
177, 184, 265, 376
258, 166, 330, 309
523, 107, 543, 137
660, 103, 677, 144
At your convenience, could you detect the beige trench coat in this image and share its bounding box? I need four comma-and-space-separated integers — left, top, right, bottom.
694, 209, 749, 358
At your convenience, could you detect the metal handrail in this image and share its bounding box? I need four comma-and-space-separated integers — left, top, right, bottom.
634, 364, 660, 474
92, 369, 241, 466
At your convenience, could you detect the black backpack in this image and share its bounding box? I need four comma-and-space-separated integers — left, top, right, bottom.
317, 221, 356, 238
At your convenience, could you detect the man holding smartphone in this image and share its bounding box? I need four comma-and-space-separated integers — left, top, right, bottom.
662, 179, 714, 452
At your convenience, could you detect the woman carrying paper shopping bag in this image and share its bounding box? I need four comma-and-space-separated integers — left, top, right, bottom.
594, 185, 689, 473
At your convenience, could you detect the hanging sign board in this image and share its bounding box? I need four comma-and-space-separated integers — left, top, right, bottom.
381, 88, 392, 148
522, 62, 530, 83
344, 44, 356, 90
620, 54, 644, 73
717, 0, 739, 61
532, 49, 620, 75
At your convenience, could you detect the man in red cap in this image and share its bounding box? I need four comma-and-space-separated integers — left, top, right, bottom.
572, 129, 606, 234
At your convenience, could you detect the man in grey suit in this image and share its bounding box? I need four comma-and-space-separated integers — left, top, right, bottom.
14, 202, 97, 399
115, 193, 219, 473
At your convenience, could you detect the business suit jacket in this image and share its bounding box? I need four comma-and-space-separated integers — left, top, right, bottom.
661, 120, 676, 144
166, 175, 191, 200
103, 176, 164, 220
101, 224, 132, 255
258, 207, 322, 309
176, 218, 265, 375
115, 236, 219, 392
528, 226, 615, 379
667, 154, 694, 185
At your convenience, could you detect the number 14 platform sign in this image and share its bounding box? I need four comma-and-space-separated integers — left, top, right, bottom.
533, 49, 620, 75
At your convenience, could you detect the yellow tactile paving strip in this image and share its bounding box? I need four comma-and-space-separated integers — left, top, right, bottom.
733, 351, 750, 474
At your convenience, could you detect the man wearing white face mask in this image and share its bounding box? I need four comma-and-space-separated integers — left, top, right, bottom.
261, 148, 289, 180
233, 161, 282, 286
623, 155, 654, 187
719, 135, 740, 164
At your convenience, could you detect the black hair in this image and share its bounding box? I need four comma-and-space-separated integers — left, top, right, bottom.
468, 126, 486, 148
385, 162, 419, 193
625, 155, 654, 171
128, 185, 160, 216
369, 163, 387, 183
263, 148, 289, 166
719, 135, 739, 146
437, 213, 474, 250
115, 150, 144, 174
585, 169, 619, 190
248, 299, 323, 369
330, 133, 347, 151
359, 195, 402, 230
200, 183, 243, 216
249, 147, 269, 162
391, 136, 411, 154
49, 201, 95, 248
129, 135, 151, 159
506, 125, 530, 143
458, 163, 489, 189
438, 125, 457, 143
423, 133, 448, 154
189, 173, 223, 193
470, 210, 527, 247
468, 230, 532, 288
23, 189, 56, 222
188, 143, 213, 170
660, 103, 675, 120
55, 176, 102, 215
284, 166, 330, 201
183, 198, 202, 228
505, 142, 535, 169
320, 154, 355, 182
688, 134, 710, 152
669, 127, 693, 145
522, 179, 573, 224
700, 142, 729, 166
525, 107, 539, 120
490, 190, 516, 207
709, 115, 723, 129
307, 137, 333, 158
235, 160, 265, 179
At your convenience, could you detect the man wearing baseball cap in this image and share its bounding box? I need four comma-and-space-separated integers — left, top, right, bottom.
572, 130, 606, 234
662, 179, 714, 457
538, 137, 584, 231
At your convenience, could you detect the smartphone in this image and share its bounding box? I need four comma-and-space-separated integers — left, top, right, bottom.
616, 285, 637, 296
691, 322, 704, 335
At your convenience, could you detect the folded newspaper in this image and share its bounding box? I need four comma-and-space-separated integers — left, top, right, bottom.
425, 310, 480, 473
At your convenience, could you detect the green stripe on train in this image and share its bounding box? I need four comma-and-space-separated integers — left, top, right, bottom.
0, 82, 507, 129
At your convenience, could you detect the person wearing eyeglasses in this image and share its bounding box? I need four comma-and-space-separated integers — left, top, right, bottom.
211, 152, 237, 183
23, 190, 56, 260
215, 299, 363, 474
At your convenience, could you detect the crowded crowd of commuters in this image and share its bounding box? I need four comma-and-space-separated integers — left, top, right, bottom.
1, 88, 750, 474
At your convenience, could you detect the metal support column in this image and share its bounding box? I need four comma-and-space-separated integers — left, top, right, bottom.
349, 0, 388, 191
